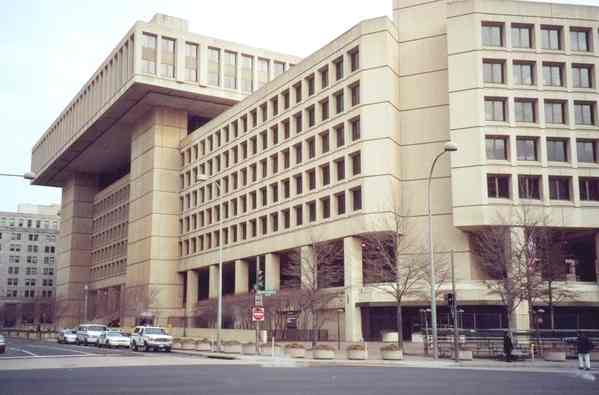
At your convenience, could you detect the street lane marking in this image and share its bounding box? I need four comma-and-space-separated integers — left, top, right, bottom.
25, 344, 95, 356
7, 347, 38, 357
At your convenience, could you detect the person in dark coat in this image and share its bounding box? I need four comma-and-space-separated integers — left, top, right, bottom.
503, 333, 514, 362
576, 332, 593, 371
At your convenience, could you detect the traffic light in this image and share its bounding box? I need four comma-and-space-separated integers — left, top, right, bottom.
445, 292, 455, 310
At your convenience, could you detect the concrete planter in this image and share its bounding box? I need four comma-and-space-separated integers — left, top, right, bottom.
544, 351, 566, 362
348, 350, 368, 360
242, 344, 257, 355
172, 340, 182, 349
382, 350, 403, 360
382, 332, 399, 343
181, 341, 196, 350
591, 351, 599, 361
195, 342, 212, 352
223, 343, 242, 354
458, 350, 473, 361
313, 349, 335, 360
286, 348, 306, 359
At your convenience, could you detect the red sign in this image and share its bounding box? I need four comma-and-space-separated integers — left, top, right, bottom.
252, 307, 265, 322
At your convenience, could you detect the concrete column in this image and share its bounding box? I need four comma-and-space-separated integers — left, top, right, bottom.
300, 245, 315, 288
234, 260, 249, 294
209, 265, 219, 299
344, 237, 363, 342
56, 173, 97, 329
511, 301, 530, 331
186, 270, 199, 313
265, 253, 280, 291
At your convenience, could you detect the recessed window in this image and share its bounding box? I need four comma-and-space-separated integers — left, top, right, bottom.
207, 47, 221, 86
320, 66, 329, 89
543, 63, 564, 87
321, 164, 331, 186
334, 57, 344, 80
351, 117, 361, 141
577, 139, 598, 163
579, 178, 599, 201
544, 101, 566, 124
336, 192, 346, 215
335, 158, 345, 181
335, 90, 345, 114
241, 55, 254, 93
549, 176, 571, 201
485, 97, 507, 121
570, 28, 591, 52
257, 58, 269, 89
274, 61, 285, 77
511, 24, 533, 48
515, 99, 536, 123
294, 82, 302, 104
321, 197, 331, 219
574, 102, 595, 125
307, 137, 316, 159
320, 99, 330, 121
306, 74, 315, 96
294, 143, 303, 164
141, 33, 157, 74
351, 187, 363, 211
307, 201, 317, 222
513, 61, 535, 86
482, 22, 504, 47
223, 51, 237, 89
518, 175, 541, 200
517, 137, 538, 161
541, 26, 562, 50
307, 106, 315, 127
282, 90, 290, 110
349, 47, 359, 72
294, 112, 303, 133
308, 169, 316, 190
335, 125, 345, 147
483, 59, 504, 84
547, 138, 569, 162
573, 64, 593, 88
351, 151, 361, 176
282, 209, 291, 229
350, 82, 360, 106
294, 174, 303, 195
486, 136, 508, 160
185, 43, 199, 82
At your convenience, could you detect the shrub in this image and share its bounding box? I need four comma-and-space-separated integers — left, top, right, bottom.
196, 338, 211, 344
285, 343, 306, 350
346, 343, 366, 352
172, 338, 182, 343
222, 340, 241, 346
381, 343, 401, 352
312, 344, 336, 351
181, 338, 196, 344
243, 342, 256, 346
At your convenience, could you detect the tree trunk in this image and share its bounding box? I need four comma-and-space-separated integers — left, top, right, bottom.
311, 307, 318, 347
548, 282, 555, 330
396, 304, 404, 350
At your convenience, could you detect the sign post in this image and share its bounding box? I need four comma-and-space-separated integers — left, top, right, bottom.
252, 306, 265, 354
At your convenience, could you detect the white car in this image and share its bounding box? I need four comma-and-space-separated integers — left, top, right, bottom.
130, 326, 172, 352
76, 324, 108, 345
57, 329, 78, 344
0, 334, 5, 353
97, 330, 130, 348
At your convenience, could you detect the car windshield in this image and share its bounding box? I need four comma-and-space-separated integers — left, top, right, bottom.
87, 326, 106, 332
106, 331, 123, 337
143, 328, 165, 335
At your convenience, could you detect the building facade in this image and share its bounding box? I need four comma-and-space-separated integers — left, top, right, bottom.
0, 205, 60, 328
31, 1, 599, 338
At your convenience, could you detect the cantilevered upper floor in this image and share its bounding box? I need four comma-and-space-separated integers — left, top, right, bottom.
31, 13, 301, 187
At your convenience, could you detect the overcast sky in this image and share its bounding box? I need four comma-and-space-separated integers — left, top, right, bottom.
0, 0, 596, 212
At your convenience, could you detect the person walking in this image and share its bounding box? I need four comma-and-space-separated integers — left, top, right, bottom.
576, 332, 593, 371
503, 332, 514, 362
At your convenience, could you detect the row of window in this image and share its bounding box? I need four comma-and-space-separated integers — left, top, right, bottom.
3, 290, 54, 298
181, 46, 360, 167
181, 117, 361, 211
91, 241, 128, 266
483, 58, 596, 89
482, 21, 598, 52
92, 223, 128, 250
3, 256, 55, 265
0, 218, 58, 229
92, 203, 129, 234
5, 266, 51, 275
179, 186, 362, 256
0, 233, 56, 242
487, 174, 599, 201
485, 97, 597, 125
89, 259, 126, 281
2, 244, 56, 253
6, 279, 54, 287
486, 135, 598, 163
141, 32, 290, 89
181, 151, 361, 233
93, 184, 129, 216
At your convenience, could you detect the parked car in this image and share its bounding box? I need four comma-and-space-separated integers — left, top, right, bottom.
0, 334, 5, 353
97, 330, 130, 349
57, 329, 78, 344
76, 324, 107, 345
130, 326, 172, 352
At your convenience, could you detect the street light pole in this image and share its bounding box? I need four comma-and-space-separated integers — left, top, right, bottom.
0, 172, 36, 180
83, 284, 89, 322
427, 141, 458, 360
198, 175, 224, 351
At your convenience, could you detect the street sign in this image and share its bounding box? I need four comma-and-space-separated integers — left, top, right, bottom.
257, 289, 277, 296
254, 294, 263, 306
252, 307, 265, 321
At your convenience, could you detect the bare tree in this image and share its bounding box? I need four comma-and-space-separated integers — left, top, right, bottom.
283, 236, 344, 346
123, 285, 160, 325
361, 208, 448, 349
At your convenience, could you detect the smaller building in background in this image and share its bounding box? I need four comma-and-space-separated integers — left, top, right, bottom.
0, 204, 60, 328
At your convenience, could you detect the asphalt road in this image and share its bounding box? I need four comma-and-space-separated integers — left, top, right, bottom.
1, 364, 597, 395
0, 336, 138, 359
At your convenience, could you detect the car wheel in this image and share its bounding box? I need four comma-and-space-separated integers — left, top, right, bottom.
165, 347, 171, 353
0, 346, 5, 354
83, 339, 88, 346
107, 341, 111, 349
143, 342, 149, 352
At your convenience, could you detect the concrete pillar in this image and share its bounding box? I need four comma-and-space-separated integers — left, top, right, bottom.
300, 246, 315, 288
234, 260, 249, 294
186, 270, 199, 313
56, 173, 97, 329
265, 253, 280, 291
343, 237, 363, 342
511, 301, 530, 332
209, 265, 220, 299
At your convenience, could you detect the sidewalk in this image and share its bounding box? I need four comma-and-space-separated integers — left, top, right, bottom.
172, 348, 596, 374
